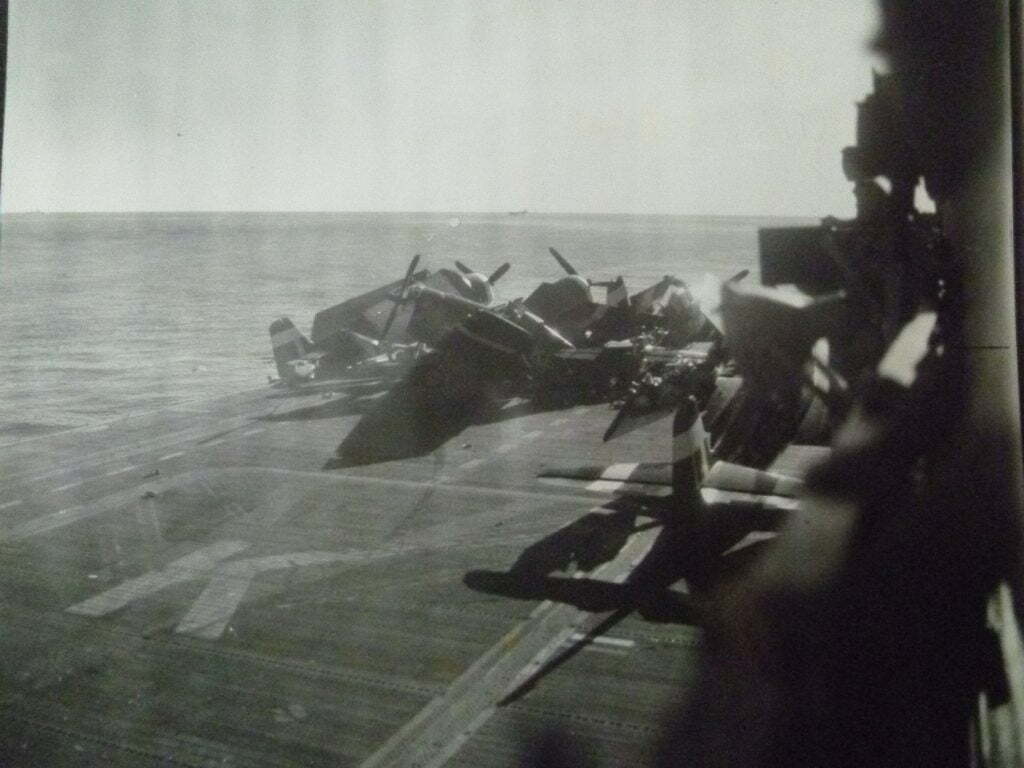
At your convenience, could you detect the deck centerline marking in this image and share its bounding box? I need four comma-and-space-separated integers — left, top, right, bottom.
358, 527, 660, 768
5, 414, 264, 483
8, 467, 611, 545
251, 466, 629, 506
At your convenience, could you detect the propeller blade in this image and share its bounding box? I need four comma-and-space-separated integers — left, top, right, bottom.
401, 254, 422, 293
379, 255, 421, 344
548, 247, 578, 276
454, 260, 473, 274
488, 262, 510, 284
728, 269, 750, 283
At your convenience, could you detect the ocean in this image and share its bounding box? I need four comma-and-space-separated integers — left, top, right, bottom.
0, 211, 813, 436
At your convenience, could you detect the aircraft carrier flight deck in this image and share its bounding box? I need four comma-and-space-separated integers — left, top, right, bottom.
0, 384, 732, 767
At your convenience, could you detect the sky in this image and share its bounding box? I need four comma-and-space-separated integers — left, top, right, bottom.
1, 1, 882, 216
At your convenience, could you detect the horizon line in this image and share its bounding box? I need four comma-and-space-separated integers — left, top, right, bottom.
0, 208, 823, 219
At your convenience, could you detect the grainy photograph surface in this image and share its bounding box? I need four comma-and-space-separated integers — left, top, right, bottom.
0, 2, 1019, 766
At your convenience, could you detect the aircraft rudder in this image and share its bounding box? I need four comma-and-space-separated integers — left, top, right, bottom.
269, 316, 312, 380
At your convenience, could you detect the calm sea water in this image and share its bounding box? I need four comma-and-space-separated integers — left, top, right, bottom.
0, 211, 813, 434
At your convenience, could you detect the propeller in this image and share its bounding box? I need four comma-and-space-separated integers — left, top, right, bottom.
548, 247, 618, 288
548, 247, 579, 276
488, 262, 511, 284
454, 260, 511, 285
378, 254, 421, 344
728, 268, 750, 284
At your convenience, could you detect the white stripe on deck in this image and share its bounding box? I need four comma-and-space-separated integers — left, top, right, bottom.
175, 550, 388, 639
5, 468, 618, 545
67, 542, 251, 617
69, 542, 418, 639
103, 465, 136, 477
569, 632, 635, 648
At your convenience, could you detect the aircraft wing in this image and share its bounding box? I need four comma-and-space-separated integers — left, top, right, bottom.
537, 447, 827, 511
311, 269, 430, 345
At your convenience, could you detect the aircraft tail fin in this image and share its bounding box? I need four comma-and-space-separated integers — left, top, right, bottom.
671, 396, 709, 521
605, 276, 629, 308
704, 461, 804, 497
269, 317, 314, 381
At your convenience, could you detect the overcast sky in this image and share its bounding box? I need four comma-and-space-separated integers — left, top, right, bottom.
2, 1, 882, 216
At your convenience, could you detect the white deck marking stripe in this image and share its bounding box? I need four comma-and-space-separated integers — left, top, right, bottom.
0, 500, 23, 511
175, 550, 400, 639
69, 543, 419, 639
158, 452, 185, 461
67, 542, 250, 617
569, 633, 635, 648
5, 468, 611, 546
